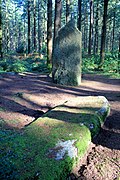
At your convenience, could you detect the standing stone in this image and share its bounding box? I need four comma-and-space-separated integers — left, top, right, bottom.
52, 20, 82, 86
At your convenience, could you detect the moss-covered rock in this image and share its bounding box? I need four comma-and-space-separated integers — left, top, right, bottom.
0, 96, 110, 180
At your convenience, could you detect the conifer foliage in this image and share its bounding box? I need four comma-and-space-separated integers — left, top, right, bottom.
0, 0, 120, 68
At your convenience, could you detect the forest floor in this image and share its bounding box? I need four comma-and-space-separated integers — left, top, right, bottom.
0, 72, 120, 180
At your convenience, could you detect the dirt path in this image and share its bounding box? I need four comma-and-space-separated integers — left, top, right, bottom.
0, 72, 120, 179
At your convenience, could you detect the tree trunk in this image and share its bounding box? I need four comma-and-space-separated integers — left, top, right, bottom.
5, 0, 9, 53
14, 3, 18, 51
66, 0, 70, 23
28, 0, 30, 54
112, 11, 115, 52
83, 2, 88, 51
118, 33, 120, 73
47, 0, 52, 65
77, 0, 82, 31
0, 0, 3, 58
99, 0, 109, 67
6, 20, 9, 53
18, 22, 22, 48
118, 33, 120, 60
33, 0, 36, 52
54, 0, 62, 39
88, 0, 93, 55
38, 0, 41, 56
24, 18, 26, 53
94, 1, 99, 55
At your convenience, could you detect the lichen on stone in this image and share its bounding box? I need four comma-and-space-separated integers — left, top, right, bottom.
48, 140, 78, 160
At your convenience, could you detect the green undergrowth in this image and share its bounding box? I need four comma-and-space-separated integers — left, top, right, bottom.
82, 53, 120, 78
0, 56, 51, 73
0, 52, 119, 79
0, 98, 109, 180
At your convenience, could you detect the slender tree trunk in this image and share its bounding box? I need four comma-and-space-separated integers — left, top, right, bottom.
118, 33, 120, 73
112, 11, 115, 52
54, 0, 62, 39
0, 0, 3, 58
106, 21, 111, 52
66, 0, 70, 23
14, 3, 17, 51
9, 21, 14, 51
94, 1, 99, 55
24, 18, 26, 53
5, 0, 9, 53
43, 13, 46, 42
88, 0, 93, 55
99, 0, 109, 67
83, 2, 88, 51
18, 22, 21, 48
6, 20, 9, 53
118, 33, 120, 60
28, 0, 31, 54
47, 0, 52, 65
33, 0, 36, 52
38, 0, 41, 56
77, 0, 82, 31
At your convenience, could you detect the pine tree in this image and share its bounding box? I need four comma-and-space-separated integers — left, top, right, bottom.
28, 0, 31, 54
77, 0, 82, 31
47, 0, 52, 65
66, 0, 70, 23
99, 0, 109, 67
54, 0, 62, 39
88, 0, 93, 55
0, 0, 2, 57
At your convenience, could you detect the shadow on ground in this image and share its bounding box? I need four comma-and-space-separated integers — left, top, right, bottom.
0, 72, 120, 151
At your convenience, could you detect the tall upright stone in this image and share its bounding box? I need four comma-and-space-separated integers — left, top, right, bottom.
52, 20, 82, 86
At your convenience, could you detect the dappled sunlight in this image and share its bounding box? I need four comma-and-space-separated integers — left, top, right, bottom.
0, 73, 119, 179
0, 72, 119, 130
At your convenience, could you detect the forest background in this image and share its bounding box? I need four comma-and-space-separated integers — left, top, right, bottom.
0, 0, 120, 77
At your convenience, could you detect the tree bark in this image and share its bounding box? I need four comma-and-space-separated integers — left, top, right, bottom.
5, 0, 9, 53
38, 0, 41, 56
118, 33, 120, 73
94, 1, 99, 55
28, 0, 30, 54
83, 2, 88, 51
33, 0, 36, 52
99, 0, 109, 67
54, 0, 62, 39
47, 0, 52, 65
118, 33, 120, 60
88, 0, 93, 55
112, 11, 115, 52
66, 0, 70, 23
0, 0, 3, 58
77, 0, 82, 31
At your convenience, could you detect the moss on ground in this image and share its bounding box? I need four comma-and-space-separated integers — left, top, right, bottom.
0, 123, 90, 179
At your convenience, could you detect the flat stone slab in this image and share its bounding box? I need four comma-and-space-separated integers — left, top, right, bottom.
25, 96, 110, 179
0, 96, 110, 179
